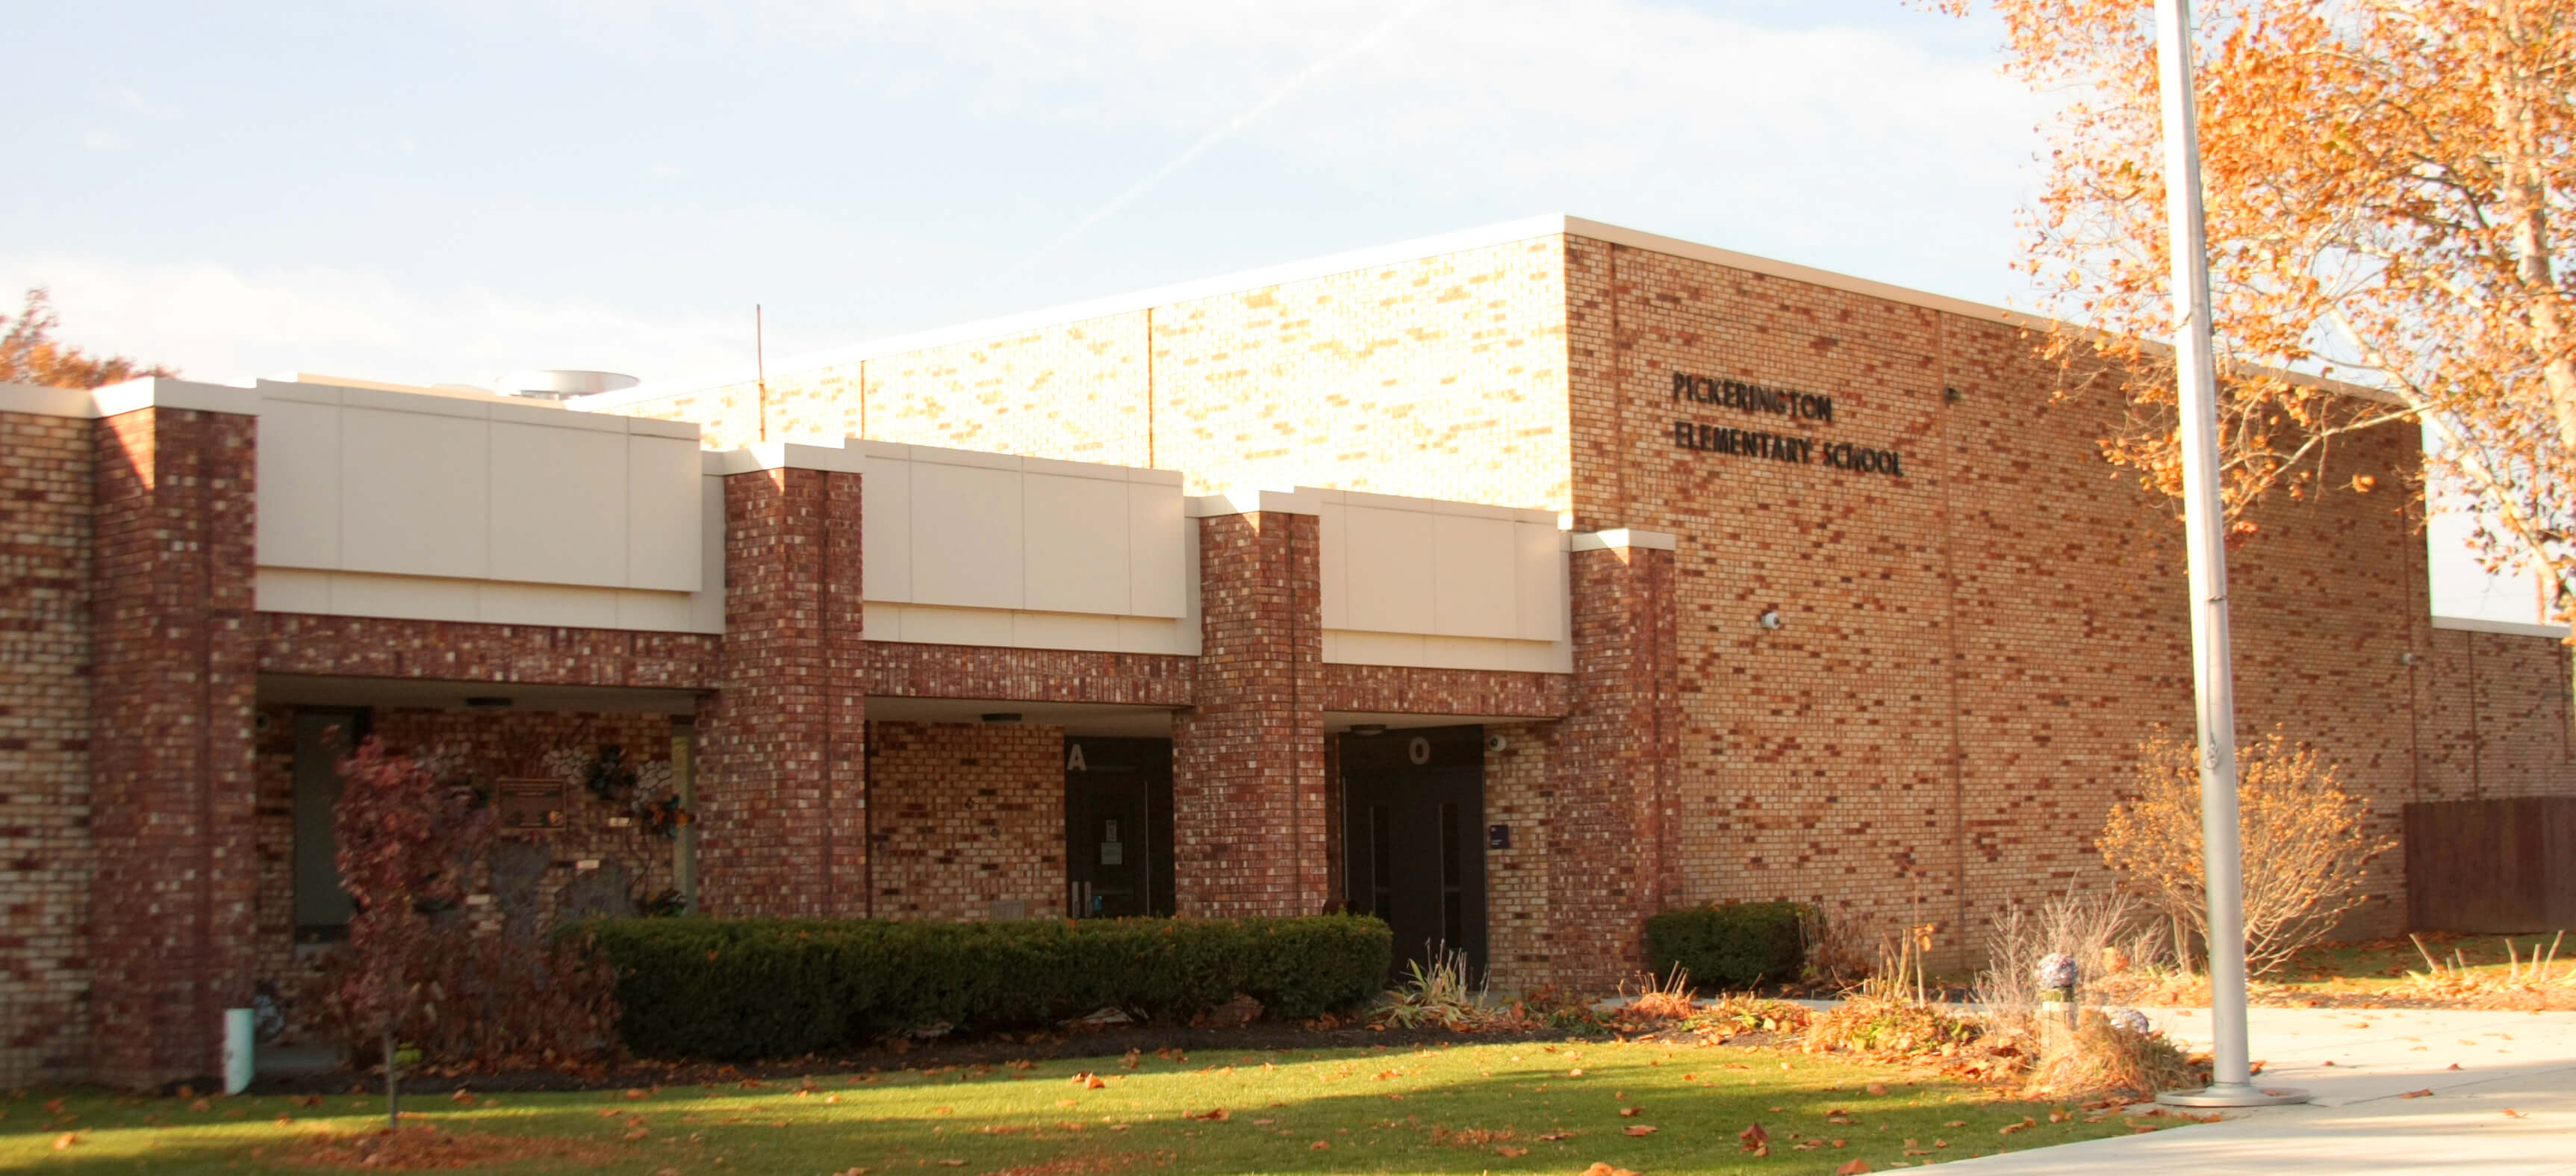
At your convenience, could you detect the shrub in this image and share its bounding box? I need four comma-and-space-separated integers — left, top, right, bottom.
2100, 728, 2395, 977
1644, 901, 1808, 990
586, 913, 1391, 1060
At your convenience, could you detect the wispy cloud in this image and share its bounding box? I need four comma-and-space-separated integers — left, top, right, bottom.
0, 258, 759, 388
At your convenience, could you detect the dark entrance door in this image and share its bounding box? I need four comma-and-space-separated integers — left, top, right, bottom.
1341, 725, 1486, 977
1063, 737, 1175, 918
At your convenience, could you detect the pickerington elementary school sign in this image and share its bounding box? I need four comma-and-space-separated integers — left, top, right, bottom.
1668, 371, 1904, 477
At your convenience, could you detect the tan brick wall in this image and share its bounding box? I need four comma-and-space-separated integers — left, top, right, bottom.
864, 316, 1152, 464
0, 412, 95, 1086
1591, 237, 2575, 964
865, 721, 1064, 921
1148, 238, 1572, 506
322, 228, 2576, 982
609, 238, 1574, 508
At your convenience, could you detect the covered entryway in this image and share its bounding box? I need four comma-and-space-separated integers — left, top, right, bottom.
1063, 737, 1175, 918
1340, 724, 1487, 977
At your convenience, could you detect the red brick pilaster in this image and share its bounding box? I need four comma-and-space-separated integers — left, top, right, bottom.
88, 405, 259, 1088
1548, 531, 1680, 990
695, 464, 868, 918
1171, 508, 1328, 916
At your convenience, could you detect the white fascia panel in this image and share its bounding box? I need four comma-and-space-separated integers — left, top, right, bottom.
1514, 520, 1566, 643
1021, 473, 1131, 616
688, 475, 727, 634
625, 434, 704, 592
1316, 502, 1351, 630
907, 460, 1026, 611
339, 407, 489, 579
1341, 504, 1437, 635
1431, 512, 1516, 639
488, 421, 628, 588
1127, 482, 1188, 619
254, 399, 343, 570
255, 567, 333, 614
861, 453, 915, 603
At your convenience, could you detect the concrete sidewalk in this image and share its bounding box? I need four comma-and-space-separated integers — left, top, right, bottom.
1941, 1007, 2576, 1174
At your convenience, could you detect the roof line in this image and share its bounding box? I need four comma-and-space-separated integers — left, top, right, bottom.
573, 211, 2399, 411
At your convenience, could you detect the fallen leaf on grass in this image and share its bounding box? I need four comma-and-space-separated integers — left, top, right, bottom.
625, 1088, 653, 1100
1309, 1141, 1329, 1151
1071, 1073, 1107, 1090
1536, 1130, 1576, 1141
937, 1160, 965, 1167
1578, 1164, 1638, 1176
1866, 1083, 1889, 1096
52, 1133, 77, 1151
1183, 1108, 1230, 1121
190, 1098, 212, 1112
2398, 1089, 2435, 1099
1835, 1160, 1873, 1175
1494, 1145, 1528, 1157
1622, 1125, 1657, 1137
1943, 1120, 1965, 1127
2048, 1108, 2071, 1123
2000, 1116, 2037, 1136
623, 1128, 650, 1142
1619, 1107, 1640, 1118
1738, 1122, 1770, 1156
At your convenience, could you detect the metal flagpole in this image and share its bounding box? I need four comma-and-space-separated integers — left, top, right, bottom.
2150, 0, 2307, 1109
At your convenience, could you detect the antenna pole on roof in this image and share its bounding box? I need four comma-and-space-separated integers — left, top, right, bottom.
756, 304, 768, 444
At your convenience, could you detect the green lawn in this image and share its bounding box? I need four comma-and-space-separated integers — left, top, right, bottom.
1, 1039, 2178, 1175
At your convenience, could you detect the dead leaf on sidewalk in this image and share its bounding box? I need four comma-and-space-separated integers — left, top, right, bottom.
2398, 1089, 2434, 1099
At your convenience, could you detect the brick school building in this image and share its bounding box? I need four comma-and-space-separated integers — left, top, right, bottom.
4, 214, 2569, 1088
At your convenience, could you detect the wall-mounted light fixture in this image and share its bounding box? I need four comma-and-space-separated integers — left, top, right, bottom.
1351, 724, 1388, 737
1757, 609, 1784, 631
2400, 652, 2419, 667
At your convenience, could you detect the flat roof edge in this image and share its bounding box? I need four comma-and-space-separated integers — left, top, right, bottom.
2430, 615, 2572, 640
575, 213, 2404, 413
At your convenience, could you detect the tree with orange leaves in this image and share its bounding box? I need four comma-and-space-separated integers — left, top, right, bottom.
1929, 0, 2576, 620
0, 287, 173, 388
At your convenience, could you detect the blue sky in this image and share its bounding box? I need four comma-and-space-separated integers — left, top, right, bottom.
10, 0, 2039, 385
5, 0, 2545, 622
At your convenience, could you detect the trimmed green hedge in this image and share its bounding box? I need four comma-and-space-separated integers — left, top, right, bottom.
585, 914, 1393, 1060
1643, 901, 1808, 991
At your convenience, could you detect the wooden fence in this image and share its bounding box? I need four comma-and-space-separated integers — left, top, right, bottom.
2404, 797, 2576, 933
